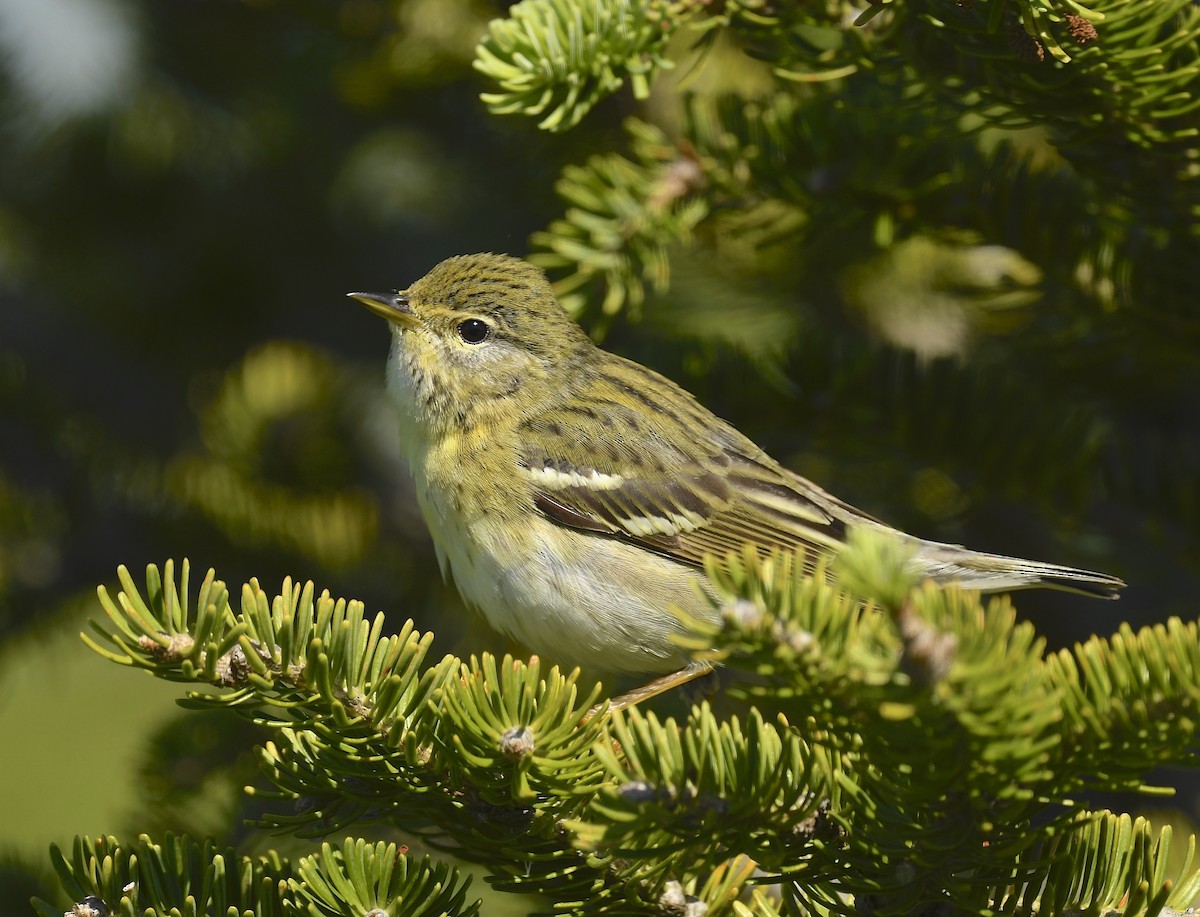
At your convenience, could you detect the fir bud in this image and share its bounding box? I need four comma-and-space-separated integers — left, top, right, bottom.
499, 725, 535, 758
774, 622, 815, 654
214, 645, 250, 686
1006, 21, 1046, 62
659, 880, 708, 916
1066, 14, 1098, 45
619, 779, 659, 804
660, 880, 686, 909
343, 688, 372, 719
898, 607, 958, 686
137, 632, 195, 661
647, 151, 705, 212
67, 897, 107, 917
722, 599, 763, 629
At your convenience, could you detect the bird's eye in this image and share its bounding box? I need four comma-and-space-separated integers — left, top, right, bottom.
457, 318, 492, 344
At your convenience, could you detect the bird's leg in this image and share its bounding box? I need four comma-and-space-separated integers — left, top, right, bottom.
588, 661, 714, 718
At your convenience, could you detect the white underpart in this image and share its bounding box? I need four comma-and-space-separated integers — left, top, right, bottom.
412, 481, 711, 675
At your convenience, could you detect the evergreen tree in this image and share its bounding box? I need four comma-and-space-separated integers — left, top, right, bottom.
6, 0, 1199, 913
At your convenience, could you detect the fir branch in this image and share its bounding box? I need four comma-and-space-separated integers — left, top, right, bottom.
575, 705, 839, 886
474, 0, 678, 132
435, 653, 609, 805
82, 561, 651, 910
989, 812, 1200, 916
30, 833, 480, 917
688, 0, 896, 80
532, 83, 1007, 327
1050, 616, 1200, 793
67, 553, 1200, 915
298, 838, 479, 917
680, 534, 1200, 912
892, 0, 1200, 228
530, 119, 710, 326
508, 2, 1198, 338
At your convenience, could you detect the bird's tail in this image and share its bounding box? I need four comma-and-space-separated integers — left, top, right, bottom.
910, 539, 1125, 599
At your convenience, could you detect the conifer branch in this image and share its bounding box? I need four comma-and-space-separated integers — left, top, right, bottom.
479, 0, 1198, 342
54, 544, 1200, 915
475, 0, 677, 132
31, 834, 480, 917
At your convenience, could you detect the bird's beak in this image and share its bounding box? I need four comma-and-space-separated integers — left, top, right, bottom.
346, 291, 419, 328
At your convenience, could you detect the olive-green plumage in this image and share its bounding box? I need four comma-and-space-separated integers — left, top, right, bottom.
351, 253, 1123, 676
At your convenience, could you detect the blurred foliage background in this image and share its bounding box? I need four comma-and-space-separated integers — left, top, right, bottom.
0, 0, 1197, 909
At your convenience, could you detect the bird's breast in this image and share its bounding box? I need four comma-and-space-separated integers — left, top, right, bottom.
413, 464, 716, 675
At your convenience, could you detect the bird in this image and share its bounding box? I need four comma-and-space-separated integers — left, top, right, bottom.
349, 253, 1123, 693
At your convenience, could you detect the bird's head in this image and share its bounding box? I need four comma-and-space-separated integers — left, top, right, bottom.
350, 253, 593, 437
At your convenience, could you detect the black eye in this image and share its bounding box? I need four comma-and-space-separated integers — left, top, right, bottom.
457, 318, 491, 344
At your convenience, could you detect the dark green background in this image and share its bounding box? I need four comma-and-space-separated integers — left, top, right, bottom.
1, 0, 1196, 907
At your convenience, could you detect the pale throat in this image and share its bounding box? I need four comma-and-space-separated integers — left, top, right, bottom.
385, 338, 441, 469
384, 336, 523, 493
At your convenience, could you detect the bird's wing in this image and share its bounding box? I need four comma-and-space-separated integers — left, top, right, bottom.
514, 358, 1126, 600
517, 385, 853, 573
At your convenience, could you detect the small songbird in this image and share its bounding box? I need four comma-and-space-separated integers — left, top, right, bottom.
350, 253, 1123, 682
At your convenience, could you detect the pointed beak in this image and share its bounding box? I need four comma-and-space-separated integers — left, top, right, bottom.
347, 290, 419, 328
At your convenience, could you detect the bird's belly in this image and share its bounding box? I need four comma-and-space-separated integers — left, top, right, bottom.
418, 492, 713, 675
